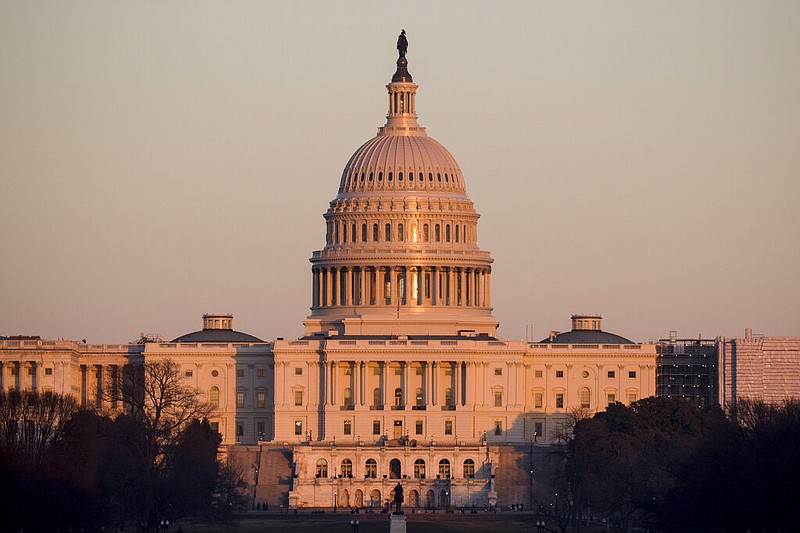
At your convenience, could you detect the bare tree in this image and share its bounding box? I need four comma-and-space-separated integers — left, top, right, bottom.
0, 389, 78, 468
109, 359, 211, 465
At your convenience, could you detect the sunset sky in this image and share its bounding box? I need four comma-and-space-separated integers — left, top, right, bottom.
2, 1, 798, 344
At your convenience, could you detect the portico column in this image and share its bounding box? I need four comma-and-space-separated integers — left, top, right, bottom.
330, 361, 337, 406
403, 362, 410, 407
382, 362, 388, 407
430, 362, 437, 406
454, 362, 461, 407
430, 267, 437, 306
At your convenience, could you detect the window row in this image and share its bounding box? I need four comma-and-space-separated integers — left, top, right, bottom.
326, 220, 475, 246
314, 458, 475, 480
209, 387, 270, 409
342, 170, 461, 189
534, 369, 638, 379
531, 388, 639, 409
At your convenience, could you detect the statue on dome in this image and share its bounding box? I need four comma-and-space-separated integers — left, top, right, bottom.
397, 30, 408, 58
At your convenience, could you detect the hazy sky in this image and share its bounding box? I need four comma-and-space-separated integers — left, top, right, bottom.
1, 1, 798, 344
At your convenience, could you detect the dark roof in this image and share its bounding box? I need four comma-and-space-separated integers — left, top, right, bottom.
171, 329, 263, 343
540, 330, 635, 345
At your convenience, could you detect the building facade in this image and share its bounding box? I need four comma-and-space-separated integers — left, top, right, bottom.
656, 332, 719, 408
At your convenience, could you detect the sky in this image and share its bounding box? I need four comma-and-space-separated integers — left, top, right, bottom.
1, 1, 798, 344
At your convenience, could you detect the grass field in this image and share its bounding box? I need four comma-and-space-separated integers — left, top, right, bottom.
177, 512, 564, 533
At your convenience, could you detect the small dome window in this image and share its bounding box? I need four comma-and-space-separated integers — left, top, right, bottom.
437, 173, 441, 182
419, 172, 424, 181
398, 172, 403, 181
388, 172, 393, 181
378, 172, 383, 181
360, 172, 365, 182
369, 172, 374, 182
428, 173, 433, 181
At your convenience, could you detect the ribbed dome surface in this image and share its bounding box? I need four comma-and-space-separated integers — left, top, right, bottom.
338, 134, 466, 195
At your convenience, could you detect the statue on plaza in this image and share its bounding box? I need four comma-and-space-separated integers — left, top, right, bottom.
392, 483, 404, 513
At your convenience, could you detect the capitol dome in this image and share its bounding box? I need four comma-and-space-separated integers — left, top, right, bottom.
304, 34, 498, 338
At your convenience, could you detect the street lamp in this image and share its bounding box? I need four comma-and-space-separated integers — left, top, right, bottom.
350, 519, 360, 532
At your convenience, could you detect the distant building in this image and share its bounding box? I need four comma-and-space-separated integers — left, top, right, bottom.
656, 332, 719, 408
718, 328, 800, 410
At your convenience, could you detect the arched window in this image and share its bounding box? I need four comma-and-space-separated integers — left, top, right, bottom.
438, 459, 451, 479
455, 225, 459, 242
342, 223, 347, 243
394, 387, 403, 407
385, 223, 391, 241
365, 458, 377, 478
463, 459, 475, 478
341, 459, 353, 478
435, 224, 441, 242
397, 223, 404, 241
373, 223, 379, 242
334, 222, 339, 243
445, 224, 451, 242
209, 386, 220, 408
580, 387, 591, 409
344, 387, 353, 406
316, 459, 328, 478
423, 224, 429, 242
414, 459, 426, 479
362, 223, 367, 242
351, 223, 356, 242
390, 458, 401, 479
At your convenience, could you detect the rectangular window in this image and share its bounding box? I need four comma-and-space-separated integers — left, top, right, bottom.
555, 370, 564, 378
628, 371, 637, 378
415, 420, 423, 435
185, 370, 193, 378
494, 368, 502, 376
294, 420, 303, 435
628, 392, 638, 403
494, 391, 503, 407
555, 393, 564, 409
343, 420, 352, 435
236, 420, 244, 437
257, 369, 266, 378
372, 420, 381, 435
607, 393, 616, 406
535, 370, 543, 378
236, 391, 245, 408
294, 390, 303, 406
534, 392, 543, 409
45, 367, 53, 376
210, 421, 220, 435
534, 422, 543, 438
295, 367, 303, 375
10, 367, 18, 376
607, 370, 615, 378
444, 420, 453, 435
236, 369, 245, 378
257, 420, 266, 440
27, 367, 34, 376
344, 367, 353, 375
494, 421, 502, 436
257, 391, 266, 408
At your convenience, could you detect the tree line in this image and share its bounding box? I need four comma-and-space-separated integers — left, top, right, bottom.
0, 359, 246, 532
536, 396, 800, 532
